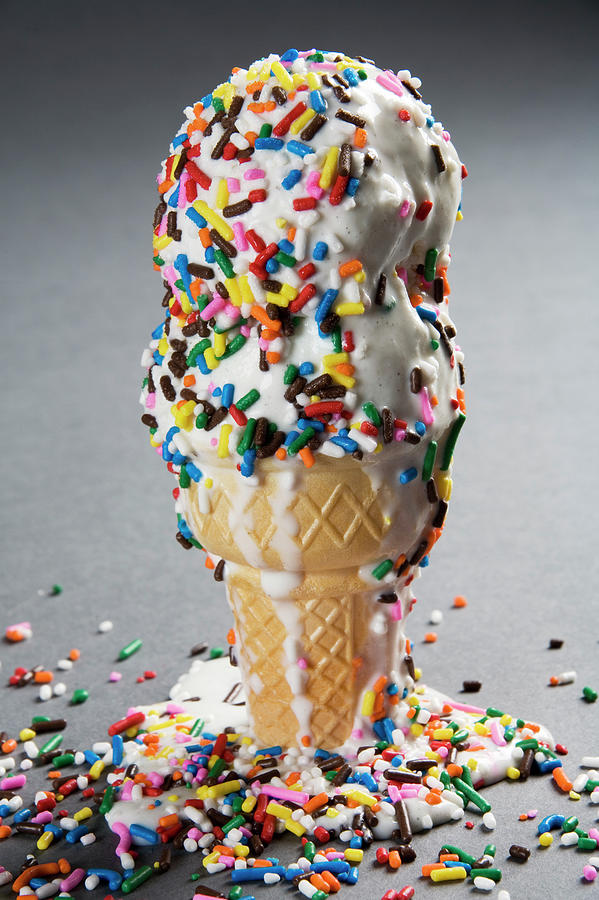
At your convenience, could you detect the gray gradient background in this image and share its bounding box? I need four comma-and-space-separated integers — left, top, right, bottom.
1, 0, 598, 896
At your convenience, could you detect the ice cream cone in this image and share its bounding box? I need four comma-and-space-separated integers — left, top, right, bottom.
180, 454, 437, 748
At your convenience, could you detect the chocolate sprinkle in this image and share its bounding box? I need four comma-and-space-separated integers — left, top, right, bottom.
374, 272, 387, 305
271, 85, 287, 105
549, 639, 564, 649
462, 680, 482, 693
187, 262, 215, 279
338, 143, 352, 177
410, 367, 422, 393
335, 108, 366, 129
377, 592, 398, 604
401, 79, 422, 100
160, 375, 176, 402
153, 200, 167, 229
300, 113, 327, 141
213, 559, 225, 582
256, 431, 285, 458
223, 199, 253, 218
209, 229, 237, 257
432, 500, 448, 528
426, 478, 438, 503
382, 407, 393, 443
431, 144, 446, 173
284, 375, 307, 403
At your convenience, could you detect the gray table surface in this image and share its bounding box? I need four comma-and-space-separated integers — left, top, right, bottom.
2, 1, 598, 897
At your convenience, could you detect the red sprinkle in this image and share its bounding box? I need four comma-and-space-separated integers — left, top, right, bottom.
398, 109, 411, 122
248, 189, 267, 203
273, 101, 307, 136
343, 330, 354, 352
229, 404, 248, 426
245, 229, 266, 252
376, 847, 389, 865
293, 197, 317, 211
184, 160, 212, 190
298, 262, 316, 280
108, 712, 146, 736
304, 401, 344, 416
415, 200, 433, 220
254, 243, 278, 266
222, 142, 237, 160
329, 174, 349, 205
289, 283, 316, 313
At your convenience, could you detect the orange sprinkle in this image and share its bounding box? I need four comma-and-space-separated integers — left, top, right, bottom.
425, 790, 442, 806
253, 859, 274, 868
321, 870, 341, 892
338, 259, 363, 278
158, 813, 179, 829
446, 764, 463, 778
199, 227, 212, 248
372, 675, 387, 694
190, 278, 203, 300
142, 734, 160, 745
372, 692, 385, 718
388, 849, 402, 869
34, 671, 53, 684
405, 638, 412, 654
410, 293, 423, 308
304, 792, 329, 814
522, 722, 540, 733
245, 131, 257, 147
422, 863, 445, 876
0, 824, 12, 839
424, 632, 438, 643
335, 363, 354, 376
187, 117, 207, 136
354, 127, 367, 148
227, 628, 236, 645
553, 767, 573, 792
250, 304, 281, 331
439, 853, 461, 862
2, 739, 17, 754
299, 447, 315, 468
205, 557, 215, 570
246, 80, 264, 94
287, 227, 296, 242
301, 734, 311, 747
266, 351, 281, 364
345, 798, 360, 808
453, 595, 468, 608
158, 179, 173, 195
519, 813, 529, 821
183, 374, 196, 387
192, 101, 204, 117
388, 694, 400, 706
176, 399, 187, 409
371, 801, 381, 813
275, 447, 287, 461
172, 771, 183, 781
430, 393, 439, 407
285, 771, 301, 787
264, 101, 276, 111
310, 873, 329, 892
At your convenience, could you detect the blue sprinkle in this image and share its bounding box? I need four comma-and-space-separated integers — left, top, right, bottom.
278, 238, 294, 254
338, 866, 359, 884
257, 745, 283, 757
311, 861, 350, 875
83, 750, 100, 765
287, 140, 315, 157
338, 427, 349, 437
174, 253, 192, 295
186, 207, 207, 229
166, 426, 180, 444
241, 448, 256, 478
330, 435, 358, 453
167, 183, 180, 208
446, 860, 471, 872
212, 386, 222, 397
112, 734, 124, 767
205, 246, 215, 264
310, 90, 327, 113
196, 354, 210, 375
284, 430, 300, 447
359, 773, 377, 792
231, 867, 287, 883
0, 804, 10, 817
414, 420, 426, 435
349, 835, 363, 849
536, 758, 563, 775
255, 137, 284, 151
387, 683, 399, 695
265, 258, 279, 273
151, 322, 164, 340
221, 383, 234, 408
29, 880, 46, 891
314, 749, 331, 759
152, 349, 164, 365
201, 93, 212, 107
178, 518, 193, 540
171, 450, 186, 466
315, 289, 338, 324
538, 813, 565, 834
129, 823, 160, 845
281, 169, 302, 191
419, 555, 430, 568
299, 361, 314, 375
172, 132, 187, 148
343, 67, 359, 86
280, 48, 299, 62
416, 304, 438, 323
399, 467, 418, 484
313, 241, 328, 260
346, 177, 360, 196
426, 116, 435, 127
14, 808, 32, 823
44, 823, 63, 838
87, 869, 123, 891
298, 418, 324, 432
66, 824, 89, 843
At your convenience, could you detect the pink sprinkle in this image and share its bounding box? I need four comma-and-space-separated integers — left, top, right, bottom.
227, 177, 240, 192
200, 296, 226, 320
490, 719, 507, 747
145, 392, 156, 409
388, 784, 400, 802
175, 733, 190, 743
396, 266, 408, 284
391, 600, 403, 621
240, 324, 251, 338
583, 865, 598, 882
442, 130, 451, 142
210, 438, 218, 447
588, 827, 599, 842
244, 168, 265, 180
437, 746, 449, 759
166, 702, 185, 714
258, 337, 269, 351
324, 851, 345, 860
178, 172, 189, 208
60, 869, 86, 892
351, 729, 364, 739
394, 428, 406, 442
111, 820, 131, 854
297, 658, 308, 669
376, 73, 404, 97
188, 827, 202, 841
399, 200, 411, 218
306, 171, 325, 199
157, 218, 167, 236
219, 855, 235, 868
449, 700, 486, 715
261, 784, 310, 805
527, 809, 538, 819
162, 264, 177, 287
31, 811, 53, 825
420, 387, 435, 426
109, 671, 122, 682
147, 772, 164, 787
0, 774, 26, 790
313, 61, 337, 71
233, 221, 248, 251
224, 303, 241, 320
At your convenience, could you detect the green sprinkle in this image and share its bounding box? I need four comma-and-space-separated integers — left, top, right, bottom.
431, 338, 440, 350
452, 777, 492, 813
223, 813, 245, 834
582, 686, 598, 702
362, 401, 382, 426
190, 537, 203, 550
422, 440, 437, 481
331, 326, 342, 353
578, 836, 597, 851
307, 52, 324, 61
209, 757, 227, 778
313, 892, 328, 900
440, 845, 476, 866
71, 689, 89, 705
503, 727, 516, 742
229, 887, 244, 900
440, 771, 451, 789
304, 841, 316, 861
121, 865, 153, 894
32, 716, 51, 724
515, 737, 538, 750
470, 868, 502, 882
450, 729, 469, 745
214, 249, 234, 278
325, 770, 338, 781
179, 465, 190, 489
99, 785, 115, 815
459, 765, 473, 788
118, 639, 143, 661
372, 559, 393, 580
357, 68, 367, 80
190, 718, 205, 737
174, 278, 185, 291
187, 339, 211, 367
516, 718, 526, 728
49, 584, 62, 596
51, 753, 75, 767
562, 816, 579, 832
284, 364, 298, 385
220, 334, 246, 359
212, 97, 225, 112
486, 707, 505, 718
440, 411, 466, 470
275, 251, 296, 267
236, 388, 260, 411
195, 412, 208, 429
424, 247, 439, 282
209, 647, 224, 659
39, 734, 63, 755
232, 796, 244, 814
287, 427, 315, 456
484, 844, 497, 857
197, 294, 210, 312
237, 418, 257, 455
259, 123, 272, 137
153, 255, 164, 266
375, 740, 388, 751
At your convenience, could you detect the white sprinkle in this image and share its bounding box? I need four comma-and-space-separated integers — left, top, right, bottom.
183, 838, 198, 853
483, 811, 496, 831
80, 832, 96, 846
430, 609, 443, 625
581, 757, 599, 768
473, 875, 495, 892
39, 684, 52, 702
56, 659, 73, 671
98, 619, 114, 633
498, 891, 511, 900
84, 874, 100, 890
264, 873, 281, 884
53, 682, 67, 697
20, 759, 33, 771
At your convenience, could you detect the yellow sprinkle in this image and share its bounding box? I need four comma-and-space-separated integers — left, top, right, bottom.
290, 108, 315, 135
291, 73, 306, 88
276, 217, 287, 229
153, 234, 172, 251
271, 60, 294, 91
324, 366, 355, 389
322, 352, 348, 367
285, 818, 307, 837
569, 790, 581, 801
225, 277, 242, 307
37, 831, 54, 850
19, 728, 36, 742
214, 332, 226, 358
239, 274, 254, 305
361, 690, 375, 716
320, 146, 339, 190
500, 714, 512, 726
279, 283, 298, 302
354, 270, 366, 283
88, 760, 105, 781
204, 347, 218, 370
234, 844, 250, 857
259, 62, 272, 82
266, 801, 292, 819
539, 832, 553, 847
325, 808, 340, 818
507, 766, 521, 780
179, 292, 192, 314
426, 764, 441, 776
410, 723, 424, 738
174, 714, 193, 722
217, 424, 233, 458
205, 778, 242, 799
205, 478, 213, 489
342, 789, 376, 808
306, 72, 320, 90
456, 210, 464, 221
216, 179, 229, 210
167, 794, 180, 802
212, 83, 226, 99
221, 83, 235, 108
158, 336, 169, 356
467, 758, 478, 771
408, 695, 420, 707
265, 291, 291, 307
146, 719, 178, 732
73, 806, 93, 822
430, 866, 468, 882
344, 848, 364, 862
156, 746, 175, 758
474, 723, 491, 737
203, 851, 219, 868
192, 200, 234, 241
335, 302, 365, 316
242, 796, 257, 814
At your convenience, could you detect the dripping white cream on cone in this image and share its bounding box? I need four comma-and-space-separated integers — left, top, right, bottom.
141, 50, 467, 749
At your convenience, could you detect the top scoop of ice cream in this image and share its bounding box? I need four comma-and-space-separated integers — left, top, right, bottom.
141, 49, 466, 531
